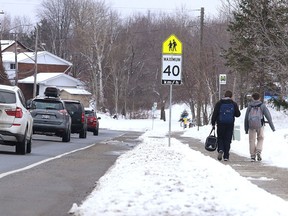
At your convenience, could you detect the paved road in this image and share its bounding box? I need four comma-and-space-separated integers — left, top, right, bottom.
0, 130, 126, 174
0, 131, 143, 216
172, 131, 288, 201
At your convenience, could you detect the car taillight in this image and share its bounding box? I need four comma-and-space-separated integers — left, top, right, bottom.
59, 109, 68, 115
5, 107, 23, 118
81, 113, 85, 123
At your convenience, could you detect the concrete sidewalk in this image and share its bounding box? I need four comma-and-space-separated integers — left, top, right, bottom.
172, 132, 288, 201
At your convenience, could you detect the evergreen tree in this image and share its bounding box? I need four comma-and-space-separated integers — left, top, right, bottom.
224, 0, 288, 101
0, 44, 11, 85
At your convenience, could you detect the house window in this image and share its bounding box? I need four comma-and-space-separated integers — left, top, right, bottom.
10, 64, 16, 69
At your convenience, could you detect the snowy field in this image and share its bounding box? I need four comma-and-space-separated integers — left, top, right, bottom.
71, 104, 288, 216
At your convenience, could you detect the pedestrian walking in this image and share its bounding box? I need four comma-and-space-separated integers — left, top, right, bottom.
211, 90, 241, 161
179, 109, 189, 129
244, 92, 275, 162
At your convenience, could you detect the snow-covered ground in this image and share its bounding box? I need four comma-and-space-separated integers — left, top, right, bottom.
71, 104, 288, 216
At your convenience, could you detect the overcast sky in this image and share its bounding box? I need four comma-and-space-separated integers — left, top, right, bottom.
0, 0, 222, 22
108, 0, 222, 17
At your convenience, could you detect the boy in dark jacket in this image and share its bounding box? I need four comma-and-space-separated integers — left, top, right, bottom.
212, 90, 241, 161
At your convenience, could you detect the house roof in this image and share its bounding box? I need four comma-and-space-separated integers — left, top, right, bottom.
18, 72, 84, 85
1, 40, 14, 51
1, 40, 33, 52
2, 50, 72, 66
61, 88, 91, 95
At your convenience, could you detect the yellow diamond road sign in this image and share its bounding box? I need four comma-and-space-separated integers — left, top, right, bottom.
162, 34, 182, 55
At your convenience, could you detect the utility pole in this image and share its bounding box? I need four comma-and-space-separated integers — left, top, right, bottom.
200, 7, 204, 51
14, 33, 18, 86
33, 24, 38, 98
196, 7, 204, 129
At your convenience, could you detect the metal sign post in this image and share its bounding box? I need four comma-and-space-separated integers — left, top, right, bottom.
168, 85, 172, 146
162, 34, 182, 147
152, 102, 157, 130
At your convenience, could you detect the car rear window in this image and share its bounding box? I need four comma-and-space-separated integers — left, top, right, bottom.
31, 100, 64, 110
0, 90, 16, 103
85, 110, 94, 117
65, 102, 82, 112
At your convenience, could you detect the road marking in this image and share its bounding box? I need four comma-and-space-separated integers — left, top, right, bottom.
0, 144, 95, 179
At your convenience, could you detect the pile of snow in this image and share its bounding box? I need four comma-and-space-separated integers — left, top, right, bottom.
71, 104, 288, 216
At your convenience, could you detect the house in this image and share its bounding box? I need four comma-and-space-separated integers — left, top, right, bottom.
2, 48, 72, 83
1, 40, 91, 106
1, 40, 72, 82
60, 88, 92, 107
1, 40, 33, 81
18, 73, 91, 106
0, 40, 31, 84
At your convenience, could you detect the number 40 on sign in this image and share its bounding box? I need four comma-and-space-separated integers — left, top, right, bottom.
162, 55, 182, 85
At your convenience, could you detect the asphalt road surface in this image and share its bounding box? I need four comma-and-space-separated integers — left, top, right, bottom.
0, 130, 143, 216
0, 129, 127, 173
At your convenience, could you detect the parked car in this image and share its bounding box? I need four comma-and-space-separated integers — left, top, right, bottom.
63, 100, 87, 138
29, 87, 71, 142
0, 84, 33, 155
85, 108, 101, 135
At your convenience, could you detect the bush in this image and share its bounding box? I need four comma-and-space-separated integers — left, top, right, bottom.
268, 97, 288, 111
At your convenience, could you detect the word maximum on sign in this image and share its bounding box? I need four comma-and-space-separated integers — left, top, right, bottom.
161, 54, 182, 85
163, 56, 181, 61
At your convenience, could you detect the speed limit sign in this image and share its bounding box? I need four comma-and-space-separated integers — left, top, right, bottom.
161, 34, 183, 147
161, 34, 182, 85
162, 55, 182, 85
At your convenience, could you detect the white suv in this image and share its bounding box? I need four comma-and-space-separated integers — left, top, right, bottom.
0, 84, 33, 155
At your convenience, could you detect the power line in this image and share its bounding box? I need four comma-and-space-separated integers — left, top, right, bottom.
0, 0, 40, 6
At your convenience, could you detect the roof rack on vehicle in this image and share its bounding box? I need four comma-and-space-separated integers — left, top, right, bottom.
44, 87, 60, 98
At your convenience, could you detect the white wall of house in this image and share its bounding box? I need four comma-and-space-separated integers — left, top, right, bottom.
2, 62, 15, 79
2, 52, 16, 80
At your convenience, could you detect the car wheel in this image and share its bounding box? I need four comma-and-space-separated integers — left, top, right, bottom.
16, 129, 27, 155
62, 127, 71, 142
79, 127, 87, 138
93, 128, 99, 136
